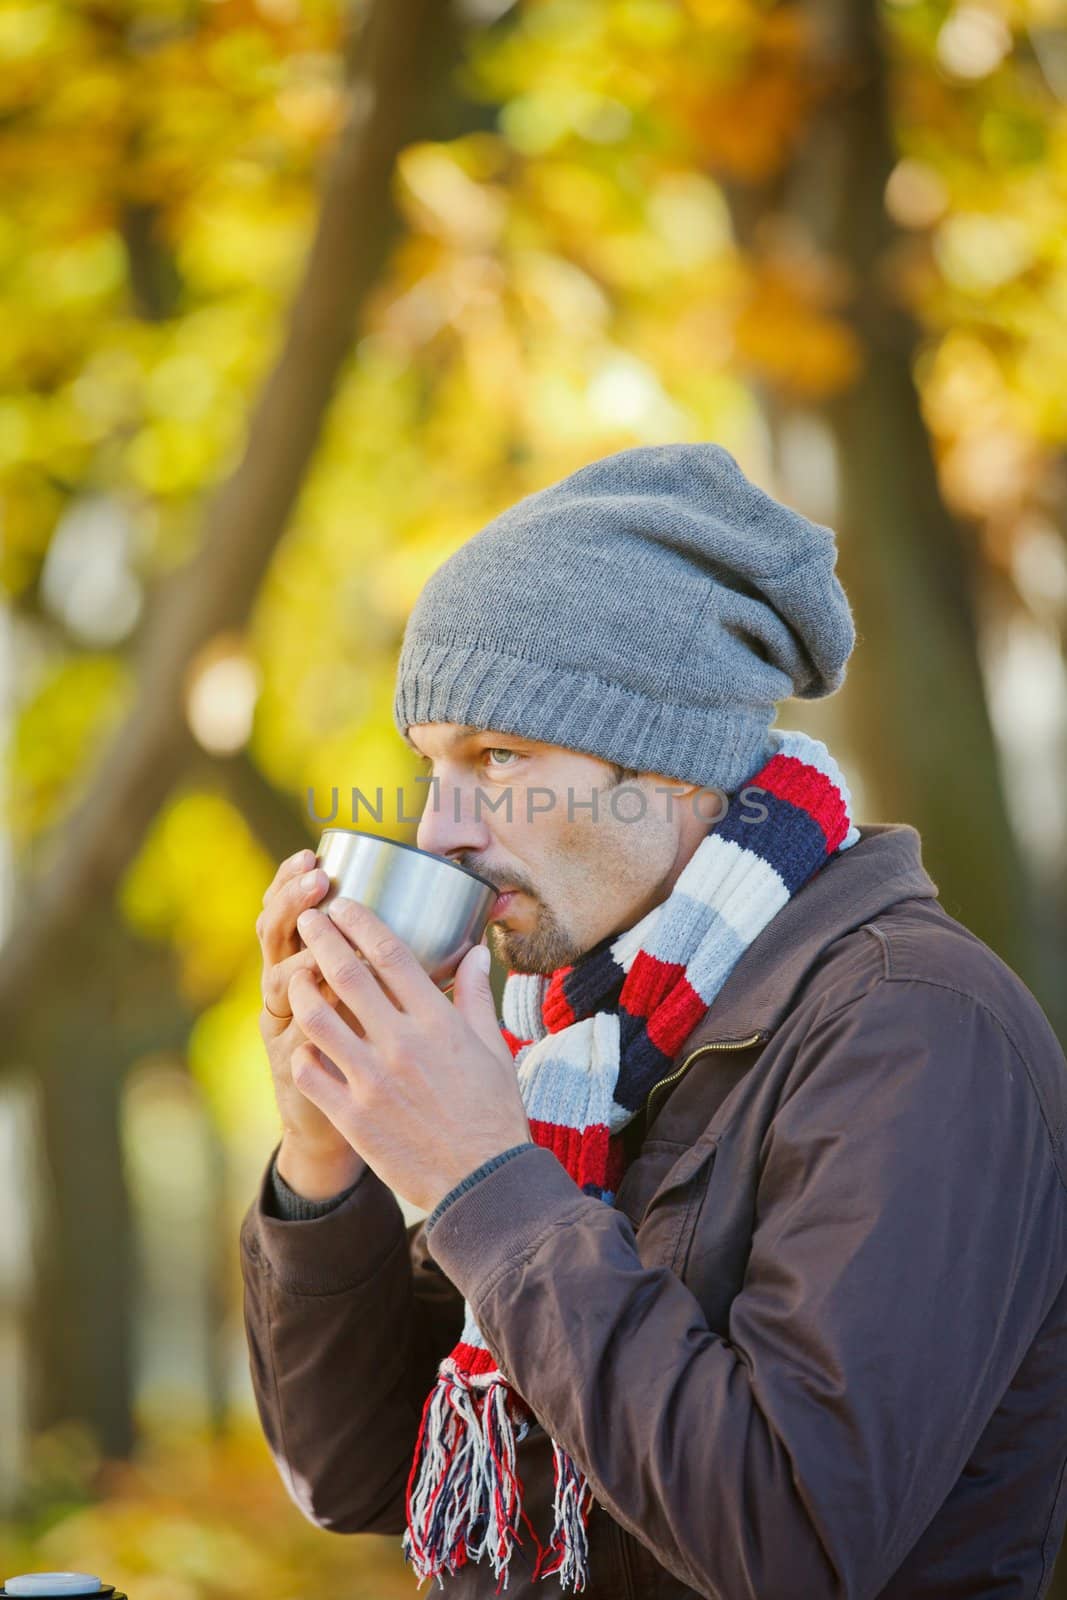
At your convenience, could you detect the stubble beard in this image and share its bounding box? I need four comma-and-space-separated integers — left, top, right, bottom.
488, 898, 587, 977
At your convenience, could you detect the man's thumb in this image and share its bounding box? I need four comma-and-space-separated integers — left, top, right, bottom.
452, 943, 499, 1048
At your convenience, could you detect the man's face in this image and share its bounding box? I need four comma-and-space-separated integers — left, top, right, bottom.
408, 722, 720, 976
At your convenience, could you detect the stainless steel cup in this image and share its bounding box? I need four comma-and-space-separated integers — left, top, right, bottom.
313, 829, 498, 989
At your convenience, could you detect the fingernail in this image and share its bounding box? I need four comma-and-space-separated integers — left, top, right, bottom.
301, 870, 321, 891
297, 909, 317, 935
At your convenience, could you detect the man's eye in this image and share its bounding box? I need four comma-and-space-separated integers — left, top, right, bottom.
485, 748, 520, 768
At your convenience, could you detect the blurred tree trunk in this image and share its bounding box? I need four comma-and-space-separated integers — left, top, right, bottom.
27, 911, 202, 1456
203, 1111, 231, 1440
819, 0, 1055, 1005
30, 911, 135, 1455
755, 0, 1064, 1039
9, 0, 463, 1467
788, 0, 1067, 1583
0, 0, 447, 1048
29, 924, 238, 1453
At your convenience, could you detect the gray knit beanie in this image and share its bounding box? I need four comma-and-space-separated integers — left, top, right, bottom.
392, 443, 855, 791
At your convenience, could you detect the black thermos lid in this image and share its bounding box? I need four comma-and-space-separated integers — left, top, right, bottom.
1, 1578, 126, 1599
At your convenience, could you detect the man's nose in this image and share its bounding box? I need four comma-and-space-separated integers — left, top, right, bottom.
415, 777, 491, 860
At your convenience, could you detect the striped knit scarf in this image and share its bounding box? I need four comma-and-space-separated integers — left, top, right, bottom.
403, 727, 859, 1593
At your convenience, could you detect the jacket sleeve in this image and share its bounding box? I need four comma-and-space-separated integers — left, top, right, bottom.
266, 1151, 361, 1219
423, 977, 1067, 1600
239, 1143, 466, 1535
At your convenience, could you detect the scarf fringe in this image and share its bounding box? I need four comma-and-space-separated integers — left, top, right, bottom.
403, 1368, 594, 1592
538, 1439, 595, 1591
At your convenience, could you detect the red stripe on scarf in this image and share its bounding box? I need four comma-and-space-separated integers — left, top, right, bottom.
645, 975, 708, 1056
500, 1023, 525, 1057
543, 965, 577, 1032
527, 1118, 619, 1190
622, 948, 685, 1015
452, 1341, 506, 1377
522, 1120, 627, 1197
757, 753, 850, 851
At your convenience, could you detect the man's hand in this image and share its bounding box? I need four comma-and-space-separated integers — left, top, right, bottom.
287, 898, 532, 1215
256, 850, 366, 1197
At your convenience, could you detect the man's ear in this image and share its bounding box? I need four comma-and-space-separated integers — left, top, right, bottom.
648, 772, 703, 798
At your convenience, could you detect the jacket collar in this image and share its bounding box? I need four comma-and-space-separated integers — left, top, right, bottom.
679, 823, 940, 1052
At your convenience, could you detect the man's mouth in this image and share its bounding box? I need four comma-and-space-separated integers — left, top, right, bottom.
489, 889, 520, 920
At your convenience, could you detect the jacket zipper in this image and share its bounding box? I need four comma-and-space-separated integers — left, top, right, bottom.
645, 1031, 767, 1124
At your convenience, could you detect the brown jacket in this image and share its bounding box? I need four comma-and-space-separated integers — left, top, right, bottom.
240, 824, 1067, 1598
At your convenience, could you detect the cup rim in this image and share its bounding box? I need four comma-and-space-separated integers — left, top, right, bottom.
317, 828, 498, 895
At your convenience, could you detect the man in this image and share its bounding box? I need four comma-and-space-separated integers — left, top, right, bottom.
241, 443, 1067, 1598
